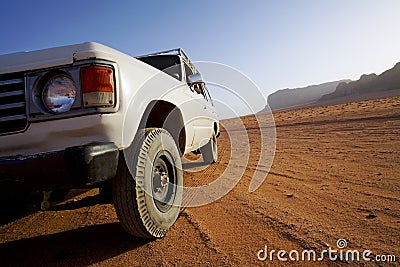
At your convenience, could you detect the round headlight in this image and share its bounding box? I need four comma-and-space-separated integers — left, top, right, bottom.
42, 74, 76, 114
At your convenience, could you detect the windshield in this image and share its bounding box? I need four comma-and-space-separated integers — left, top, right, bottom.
137, 55, 182, 81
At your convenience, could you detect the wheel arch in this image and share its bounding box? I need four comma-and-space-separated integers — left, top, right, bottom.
139, 100, 186, 155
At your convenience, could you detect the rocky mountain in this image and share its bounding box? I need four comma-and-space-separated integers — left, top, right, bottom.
260, 62, 400, 114
266, 80, 349, 111
319, 62, 400, 102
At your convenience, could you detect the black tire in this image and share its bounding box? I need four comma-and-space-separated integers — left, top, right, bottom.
200, 132, 218, 164
113, 128, 183, 238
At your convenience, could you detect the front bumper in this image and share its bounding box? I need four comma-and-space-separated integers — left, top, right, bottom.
0, 142, 119, 193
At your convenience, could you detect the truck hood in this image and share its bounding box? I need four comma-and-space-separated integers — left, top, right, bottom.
0, 42, 128, 74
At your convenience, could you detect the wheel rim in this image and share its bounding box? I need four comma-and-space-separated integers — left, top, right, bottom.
152, 151, 177, 213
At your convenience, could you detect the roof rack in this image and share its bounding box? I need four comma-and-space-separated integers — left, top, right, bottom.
136, 48, 190, 63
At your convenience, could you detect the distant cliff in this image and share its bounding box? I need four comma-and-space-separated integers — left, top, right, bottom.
319, 62, 400, 102
267, 80, 349, 110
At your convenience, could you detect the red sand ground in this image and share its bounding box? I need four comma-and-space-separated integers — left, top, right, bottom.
1, 96, 399, 266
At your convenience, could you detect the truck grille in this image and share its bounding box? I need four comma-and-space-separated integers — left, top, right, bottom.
0, 74, 27, 135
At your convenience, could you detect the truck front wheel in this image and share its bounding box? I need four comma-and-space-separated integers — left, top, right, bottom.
113, 128, 183, 238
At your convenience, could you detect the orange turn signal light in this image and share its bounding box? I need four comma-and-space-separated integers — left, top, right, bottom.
81, 66, 114, 93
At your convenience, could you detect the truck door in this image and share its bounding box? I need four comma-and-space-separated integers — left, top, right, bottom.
183, 63, 214, 148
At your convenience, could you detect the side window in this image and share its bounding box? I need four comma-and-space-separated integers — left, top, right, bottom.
165, 64, 181, 81
193, 83, 210, 102
184, 62, 211, 103
184, 63, 193, 83
199, 84, 208, 101
193, 84, 203, 96
203, 84, 213, 105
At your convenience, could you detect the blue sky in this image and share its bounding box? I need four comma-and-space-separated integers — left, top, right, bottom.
1, 1, 399, 102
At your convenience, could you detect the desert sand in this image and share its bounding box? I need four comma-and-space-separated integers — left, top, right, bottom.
1, 96, 399, 266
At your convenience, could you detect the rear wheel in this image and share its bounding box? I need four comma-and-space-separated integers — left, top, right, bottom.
201, 132, 218, 164
113, 128, 183, 238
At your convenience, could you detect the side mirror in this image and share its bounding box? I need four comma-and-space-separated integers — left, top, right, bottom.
187, 73, 204, 85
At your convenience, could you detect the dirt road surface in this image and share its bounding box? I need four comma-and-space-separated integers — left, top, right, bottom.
1, 96, 399, 266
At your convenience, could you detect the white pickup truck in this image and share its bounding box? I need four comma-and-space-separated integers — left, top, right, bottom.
0, 42, 219, 238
